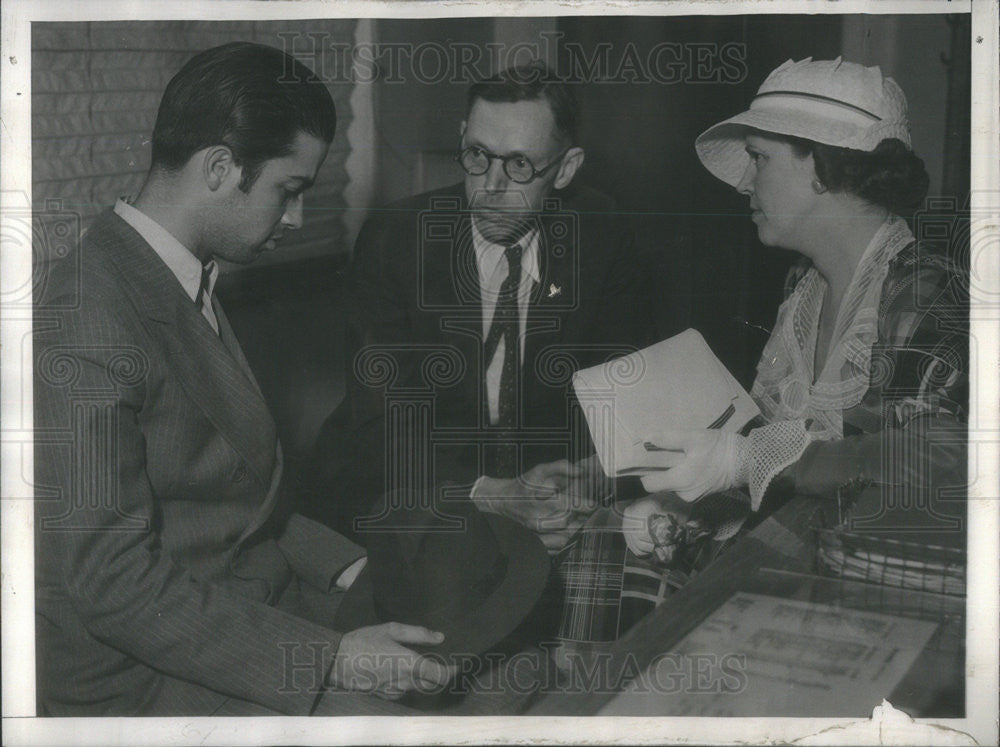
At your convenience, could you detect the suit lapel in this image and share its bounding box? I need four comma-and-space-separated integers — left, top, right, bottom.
419, 192, 478, 311
415, 200, 490, 427
214, 299, 267, 402
101, 213, 277, 486
524, 210, 578, 379
441, 211, 486, 417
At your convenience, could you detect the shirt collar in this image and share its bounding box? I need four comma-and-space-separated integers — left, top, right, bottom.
470, 218, 541, 288
114, 198, 217, 304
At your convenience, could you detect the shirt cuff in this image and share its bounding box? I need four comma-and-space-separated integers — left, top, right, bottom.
334, 557, 368, 590
470, 475, 502, 515
470, 475, 488, 499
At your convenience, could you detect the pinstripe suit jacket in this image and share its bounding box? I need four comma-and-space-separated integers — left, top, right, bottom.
33, 210, 365, 716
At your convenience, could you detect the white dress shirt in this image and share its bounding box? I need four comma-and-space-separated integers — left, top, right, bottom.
472, 218, 541, 425
114, 199, 220, 334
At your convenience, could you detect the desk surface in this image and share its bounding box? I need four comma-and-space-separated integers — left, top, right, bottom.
313, 497, 965, 717
527, 497, 965, 717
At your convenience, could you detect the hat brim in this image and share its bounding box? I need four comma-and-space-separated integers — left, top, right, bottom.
333, 512, 551, 660
694, 108, 878, 188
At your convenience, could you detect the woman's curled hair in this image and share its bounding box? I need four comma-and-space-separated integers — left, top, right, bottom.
786, 136, 930, 215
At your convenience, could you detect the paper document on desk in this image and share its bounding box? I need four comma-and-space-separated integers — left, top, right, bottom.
572, 329, 759, 477
599, 592, 938, 717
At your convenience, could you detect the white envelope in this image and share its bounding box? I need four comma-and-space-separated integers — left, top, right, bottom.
572, 329, 760, 477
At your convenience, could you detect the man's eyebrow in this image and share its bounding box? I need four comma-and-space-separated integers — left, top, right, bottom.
464, 141, 530, 159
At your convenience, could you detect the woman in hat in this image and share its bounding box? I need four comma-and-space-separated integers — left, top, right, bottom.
630, 58, 966, 546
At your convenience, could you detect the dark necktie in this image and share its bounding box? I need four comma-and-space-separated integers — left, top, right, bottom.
194, 261, 213, 312
483, 244, 522, 478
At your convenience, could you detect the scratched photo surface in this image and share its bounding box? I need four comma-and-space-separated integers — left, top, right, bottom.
5, 2, 995, 745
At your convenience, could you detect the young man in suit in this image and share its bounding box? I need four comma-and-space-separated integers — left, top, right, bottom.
309, 63, 654, 550
33, 42, 454, 716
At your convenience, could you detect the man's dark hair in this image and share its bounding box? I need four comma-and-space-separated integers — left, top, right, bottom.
466, 61, 579, 145
151, 41, 336, 192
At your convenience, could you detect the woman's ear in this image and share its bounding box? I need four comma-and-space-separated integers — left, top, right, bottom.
804, 152, 826, 194
553, 147, 585, 190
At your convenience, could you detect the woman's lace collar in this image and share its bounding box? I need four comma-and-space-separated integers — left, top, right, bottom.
751, 216, 915, 439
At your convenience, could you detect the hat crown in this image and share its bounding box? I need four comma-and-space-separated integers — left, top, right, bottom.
367, 501, 510, 630
758, 57, 907, 126
694, 56, 914, 189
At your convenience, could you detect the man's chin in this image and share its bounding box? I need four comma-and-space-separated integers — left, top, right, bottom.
472, 211, 534, 245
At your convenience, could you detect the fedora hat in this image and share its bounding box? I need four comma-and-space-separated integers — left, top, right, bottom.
334, 497, 551, 658
696, 57, 911, 187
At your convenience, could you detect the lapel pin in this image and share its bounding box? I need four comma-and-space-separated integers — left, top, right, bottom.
547, 283, 562, 298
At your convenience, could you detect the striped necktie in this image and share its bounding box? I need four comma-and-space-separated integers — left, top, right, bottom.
194, 260, 214, 312
483, 244, 522, 478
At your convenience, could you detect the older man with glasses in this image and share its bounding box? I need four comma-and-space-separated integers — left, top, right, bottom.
307, 62, 655, 554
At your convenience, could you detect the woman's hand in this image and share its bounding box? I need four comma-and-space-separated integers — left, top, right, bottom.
639, 429, 749, 502
621, 493, 692, 556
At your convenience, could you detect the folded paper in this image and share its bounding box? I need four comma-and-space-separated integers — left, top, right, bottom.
572, 329, 760, 477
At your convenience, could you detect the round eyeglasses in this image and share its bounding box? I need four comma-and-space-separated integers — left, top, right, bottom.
455, 145, 568, 184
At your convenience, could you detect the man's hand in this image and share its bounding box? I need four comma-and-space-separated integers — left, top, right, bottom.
473, 458, 607, 551
570, 453, 613, 504
330, 622, 457, 700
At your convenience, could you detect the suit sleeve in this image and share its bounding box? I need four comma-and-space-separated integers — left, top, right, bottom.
276, 513, 365, 592
35, 293, 347, 715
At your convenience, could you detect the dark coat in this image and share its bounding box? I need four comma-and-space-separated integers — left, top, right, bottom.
307, 182, 656, 540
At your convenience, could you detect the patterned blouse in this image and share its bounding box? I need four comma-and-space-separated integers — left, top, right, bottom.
759, 219, 968, 516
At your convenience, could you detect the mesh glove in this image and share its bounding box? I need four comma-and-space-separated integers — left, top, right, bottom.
640, 421, 814, 510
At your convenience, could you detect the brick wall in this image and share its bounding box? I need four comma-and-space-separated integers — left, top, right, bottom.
32, 20, 357, 266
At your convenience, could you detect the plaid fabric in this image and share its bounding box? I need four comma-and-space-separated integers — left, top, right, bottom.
859, 243, 967, 426
551, 513, 626, 643
619, 553, 698, 630
549, 504, 731, 644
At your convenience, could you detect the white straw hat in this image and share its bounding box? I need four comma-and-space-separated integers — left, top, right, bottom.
695, 57, 911, 187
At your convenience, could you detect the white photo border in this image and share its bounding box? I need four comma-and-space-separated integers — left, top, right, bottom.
3, 1, 996, 744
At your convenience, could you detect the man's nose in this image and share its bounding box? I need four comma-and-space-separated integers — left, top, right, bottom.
281, 193, 304, 230
736, 162, 755, 195
483, 157, 510, 191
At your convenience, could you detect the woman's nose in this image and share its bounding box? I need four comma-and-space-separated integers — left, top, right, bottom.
735, 161, 755, 196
